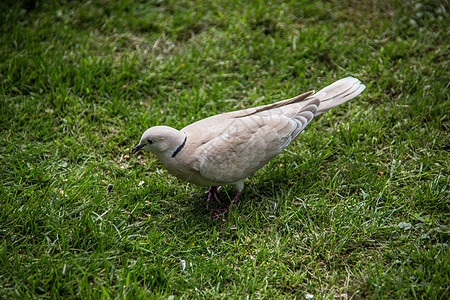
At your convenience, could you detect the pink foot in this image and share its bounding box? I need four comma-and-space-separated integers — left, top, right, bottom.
206, 186, 222, 209
212, 190, 242, 218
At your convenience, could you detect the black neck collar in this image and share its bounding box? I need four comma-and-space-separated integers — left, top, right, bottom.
171, 135, 187, 158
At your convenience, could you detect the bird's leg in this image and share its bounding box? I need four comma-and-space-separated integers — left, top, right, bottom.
191, 186, 221, 198
206, 186, 222, 209
212, 190, 242, 218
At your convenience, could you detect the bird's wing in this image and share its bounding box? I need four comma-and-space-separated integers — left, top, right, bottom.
187, 99, 319, 184
180, 77, 365, 184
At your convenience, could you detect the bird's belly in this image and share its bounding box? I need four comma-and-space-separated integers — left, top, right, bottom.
164, 163, 220, 187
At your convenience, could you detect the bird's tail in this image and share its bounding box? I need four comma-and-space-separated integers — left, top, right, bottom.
313, 77, 366, 115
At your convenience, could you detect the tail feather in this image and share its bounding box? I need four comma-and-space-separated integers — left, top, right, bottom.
313, 77, 366, 115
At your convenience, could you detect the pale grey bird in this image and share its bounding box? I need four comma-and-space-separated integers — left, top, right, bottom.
132, 77, 365, 215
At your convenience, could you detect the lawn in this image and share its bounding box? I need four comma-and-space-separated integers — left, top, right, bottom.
0, 0, 448, 298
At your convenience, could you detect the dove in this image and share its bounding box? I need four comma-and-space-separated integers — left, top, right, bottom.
132, 77, 365, 215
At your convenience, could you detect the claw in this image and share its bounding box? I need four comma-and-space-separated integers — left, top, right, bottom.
210, 190, 242, 218
206, 186, 222, 209
212, 208, 229, 219
203, 186, 242, 217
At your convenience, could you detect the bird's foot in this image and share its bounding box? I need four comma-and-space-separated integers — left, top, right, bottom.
212, 207, 230, 219
191, 186, 221, 198
206, 186, 222, 209
211, 190, 242, 218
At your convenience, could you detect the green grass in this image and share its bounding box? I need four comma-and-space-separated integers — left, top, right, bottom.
1, 0, 448, 298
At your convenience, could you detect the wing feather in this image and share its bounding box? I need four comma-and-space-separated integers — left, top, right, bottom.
193, 100, 318, 184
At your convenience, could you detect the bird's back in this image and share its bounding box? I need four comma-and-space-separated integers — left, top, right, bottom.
177, 77, 365, 185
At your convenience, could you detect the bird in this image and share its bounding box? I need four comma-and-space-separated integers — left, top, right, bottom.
132, 77, 366, 215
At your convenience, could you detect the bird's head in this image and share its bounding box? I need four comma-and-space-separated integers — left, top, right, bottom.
131, 126, 185, 155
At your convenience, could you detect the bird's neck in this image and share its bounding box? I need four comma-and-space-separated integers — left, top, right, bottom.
154, 131, 186, 161
153, 131, 191, 181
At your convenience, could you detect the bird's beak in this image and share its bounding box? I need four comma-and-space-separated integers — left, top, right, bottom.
131, 144, 143, 154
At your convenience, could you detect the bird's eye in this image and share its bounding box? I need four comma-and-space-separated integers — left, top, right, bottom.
148, 139, 153, 145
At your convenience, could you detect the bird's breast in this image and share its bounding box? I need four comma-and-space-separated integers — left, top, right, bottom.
159, 153, 218, 187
